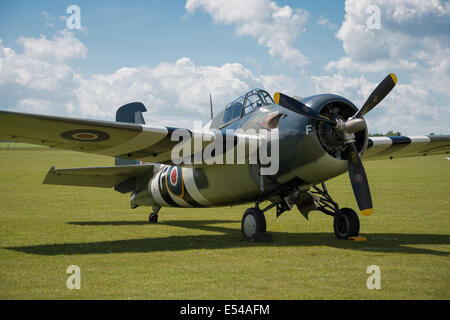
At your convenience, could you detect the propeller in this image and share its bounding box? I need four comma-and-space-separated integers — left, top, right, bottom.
273, 92, 336, 125
274, 73, 397, 216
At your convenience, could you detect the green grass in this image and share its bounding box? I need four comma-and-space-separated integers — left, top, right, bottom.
0, 142, 47, 150
0, 149, 449, 299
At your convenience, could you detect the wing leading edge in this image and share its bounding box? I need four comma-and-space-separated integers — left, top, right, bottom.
0, 109, 260, 166
363, 135, 450, 160
0, 109, 169, 159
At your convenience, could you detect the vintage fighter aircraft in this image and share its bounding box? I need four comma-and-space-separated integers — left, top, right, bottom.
0, 73, 449, 241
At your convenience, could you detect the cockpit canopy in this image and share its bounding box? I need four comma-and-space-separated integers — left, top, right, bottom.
215, 88, 275, 128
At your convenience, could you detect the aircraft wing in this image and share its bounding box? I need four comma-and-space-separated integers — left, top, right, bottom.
0, 110, 259, 165
363, 135, 450, 160
43, 164, 154, 188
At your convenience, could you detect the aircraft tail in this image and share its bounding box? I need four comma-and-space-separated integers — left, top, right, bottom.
115, 102, 147, 166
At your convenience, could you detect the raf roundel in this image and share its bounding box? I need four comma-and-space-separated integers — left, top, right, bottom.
354, 174, 364, 183
170, 167, 178, 185
165, 166, 184, 197
60, 129, 110, 142
72, 132, 98, 140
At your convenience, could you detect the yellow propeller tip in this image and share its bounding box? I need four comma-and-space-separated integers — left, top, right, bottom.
349, 236, 367, 242
389, 73, 397, 85
273, 92, 280, 104
361, 208, 373, 216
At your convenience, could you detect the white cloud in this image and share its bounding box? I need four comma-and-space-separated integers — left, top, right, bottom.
333, 0, 450, 68
73, 57, 264, 125
409, 38, 450, 98
310, 73, 446, 135
16, 98, 53, 114
185, 0, 310, 68
2, 2, 447, 136
325, 57, 417, 73
1, 31, 297, 129
15, 30, 87, 61
72, 58, 305, 127
316, 0, 450, 135
260, 74, 301, 97
0, 31, 86, 91
311, 73, 374, 104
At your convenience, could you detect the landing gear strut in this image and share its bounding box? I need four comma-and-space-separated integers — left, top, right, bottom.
240, 182, 300, 242
310, 183, 360, 239
241, 182, 361, 241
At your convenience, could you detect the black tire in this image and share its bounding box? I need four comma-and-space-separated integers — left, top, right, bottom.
241, 208, 266, 241
149, 213, 158, 224
333, 208, 359, 239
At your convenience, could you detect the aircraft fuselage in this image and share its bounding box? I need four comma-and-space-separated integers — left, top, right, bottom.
132, 94, 367, 208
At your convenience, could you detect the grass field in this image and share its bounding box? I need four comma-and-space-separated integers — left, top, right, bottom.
0, 142, 47, 150
0, 146, 449, 299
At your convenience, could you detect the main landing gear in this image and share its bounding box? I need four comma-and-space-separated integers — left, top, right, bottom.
309, 183, 360, 239
241, 182, 298, 242
241, 207, 269, 241
333, 208, 359, 239
240, 182, 360, 241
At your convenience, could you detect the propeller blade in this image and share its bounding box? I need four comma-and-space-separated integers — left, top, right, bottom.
354, 73, 397, 118
347, 143, 373, 216
274, 92, 336, 125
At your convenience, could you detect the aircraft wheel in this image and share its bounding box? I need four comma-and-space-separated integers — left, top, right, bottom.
241, 208, 266, 241
149, 213, 158, 224
333, 208, 359, 239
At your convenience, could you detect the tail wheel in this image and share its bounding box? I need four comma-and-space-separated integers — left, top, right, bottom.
241, 208, 266, 241
149, 213, 158, 224
333, 207, 359, 239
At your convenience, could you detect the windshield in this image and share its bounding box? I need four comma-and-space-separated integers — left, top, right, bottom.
223, 97, 244, 123
221, 88, 275, 125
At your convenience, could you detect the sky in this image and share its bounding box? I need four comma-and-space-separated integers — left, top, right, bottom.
0, 0, 449, 135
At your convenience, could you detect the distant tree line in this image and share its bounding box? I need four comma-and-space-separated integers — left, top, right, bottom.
369, 130, 402, 137
369, 131, 440, 137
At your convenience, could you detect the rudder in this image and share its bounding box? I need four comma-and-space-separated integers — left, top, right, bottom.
115, 102, 147, 166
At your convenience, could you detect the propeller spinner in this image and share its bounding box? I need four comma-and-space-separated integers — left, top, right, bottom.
274, 73, 397, 216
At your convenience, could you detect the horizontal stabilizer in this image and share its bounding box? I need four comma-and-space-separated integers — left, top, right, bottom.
43, 164, 154, 188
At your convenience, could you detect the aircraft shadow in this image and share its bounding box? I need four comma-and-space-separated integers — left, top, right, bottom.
6, 219, 450, 256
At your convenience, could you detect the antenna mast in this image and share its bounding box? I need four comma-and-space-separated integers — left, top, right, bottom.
209, 93, 214, 120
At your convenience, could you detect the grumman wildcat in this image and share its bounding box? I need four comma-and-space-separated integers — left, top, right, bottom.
1, 73, 449, 241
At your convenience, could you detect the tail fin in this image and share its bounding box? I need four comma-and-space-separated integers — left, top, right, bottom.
115, 102, 147, 166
